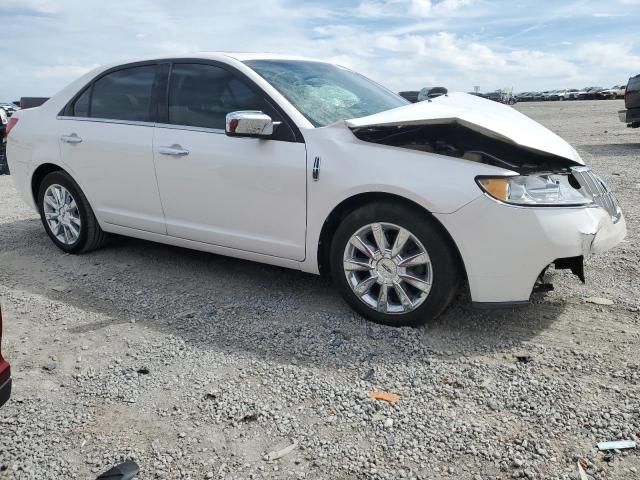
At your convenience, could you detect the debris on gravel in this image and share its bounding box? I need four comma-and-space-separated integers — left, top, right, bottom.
585, 296, 615, 306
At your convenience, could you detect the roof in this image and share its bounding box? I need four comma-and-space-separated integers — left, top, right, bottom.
203, 52, 326, 63
93, 52, 331, 73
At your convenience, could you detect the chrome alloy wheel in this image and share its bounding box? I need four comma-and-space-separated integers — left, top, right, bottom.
343, 222, 432, 314
43, 184, 81, 245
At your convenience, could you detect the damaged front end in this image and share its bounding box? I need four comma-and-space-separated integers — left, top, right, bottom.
345, 92, 626, 298
351, 121, 580, 174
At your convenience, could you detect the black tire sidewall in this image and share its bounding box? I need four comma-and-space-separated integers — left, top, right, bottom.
330, 203, 460, 327
38, 171, 91, 253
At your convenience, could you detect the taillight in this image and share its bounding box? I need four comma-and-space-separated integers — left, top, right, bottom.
6, 117, 18, 135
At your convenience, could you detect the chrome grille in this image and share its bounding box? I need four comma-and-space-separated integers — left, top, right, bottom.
571, 167, 622, 223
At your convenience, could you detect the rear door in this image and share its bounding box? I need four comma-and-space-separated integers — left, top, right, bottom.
58, 64, 166, 234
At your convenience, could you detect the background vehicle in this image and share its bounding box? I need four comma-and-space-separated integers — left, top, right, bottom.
0, 103, 19, 117
417, 86, 448, 100
398, 91, 419, 103
611, 85, 627, 98
566, 89, 580, 100
619, 74, 640, 128
399, 87, 448, 103
0, 307, 11, 408
0, 107, 6, 135
596, 89, 616, 100
598, 85, 625, 99
0, 109, 8, 175
6, 53, 626, 327
515, 92, 533, 102
552, 89, 575, 101
578, 87, 604, 100
484, 89, 516, 104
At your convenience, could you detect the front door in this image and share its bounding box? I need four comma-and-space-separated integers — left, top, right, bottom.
153, 63, 307, 260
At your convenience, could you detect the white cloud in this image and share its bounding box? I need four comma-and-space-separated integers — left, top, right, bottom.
32, 65, 99, 79
0, 0, 637, 100
410, 0, 432, 17
0, 0, 57, 15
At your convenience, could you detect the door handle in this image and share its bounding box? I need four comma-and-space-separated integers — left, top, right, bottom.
61, 133, 82, 144
158, 145, 190, 156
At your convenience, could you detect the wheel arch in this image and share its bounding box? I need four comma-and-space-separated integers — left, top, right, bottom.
316, 192, 468, 284
31, 163, 70, 206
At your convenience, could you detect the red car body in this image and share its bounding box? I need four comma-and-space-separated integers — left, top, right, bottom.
0, 307, 11, 407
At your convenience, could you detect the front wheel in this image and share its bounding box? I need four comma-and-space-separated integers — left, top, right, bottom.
330, 203, 461, 327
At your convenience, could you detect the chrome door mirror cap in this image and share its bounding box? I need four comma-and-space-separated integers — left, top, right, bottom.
225, 111, 274, 138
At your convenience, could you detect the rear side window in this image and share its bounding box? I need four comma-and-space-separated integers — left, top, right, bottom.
90, 65, 156, 122
73, 88, 91, 117
628, 77, 640, 92
168, 63, 268, 130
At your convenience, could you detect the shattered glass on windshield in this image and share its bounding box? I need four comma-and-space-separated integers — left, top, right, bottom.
245, 60, 408, 127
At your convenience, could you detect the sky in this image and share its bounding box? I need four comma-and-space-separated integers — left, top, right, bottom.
0, 0, 639, 101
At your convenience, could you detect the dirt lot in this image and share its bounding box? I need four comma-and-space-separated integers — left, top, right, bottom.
0, 100, 638, 480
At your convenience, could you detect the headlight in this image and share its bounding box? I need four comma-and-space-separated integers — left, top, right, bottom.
476, 174, 593, 206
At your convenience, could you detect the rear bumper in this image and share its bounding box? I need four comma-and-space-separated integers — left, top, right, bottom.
619, 108, 640, 125
0, 376, 11, 408
435, 195, 627, 303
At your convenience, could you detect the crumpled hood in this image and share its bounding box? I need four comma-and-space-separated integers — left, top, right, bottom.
345, 92, 583, 164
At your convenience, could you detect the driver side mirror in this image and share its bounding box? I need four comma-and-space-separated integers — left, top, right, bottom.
225, 111, 275, 138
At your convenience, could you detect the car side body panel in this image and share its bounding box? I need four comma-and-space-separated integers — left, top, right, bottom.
298, 122, 515, 274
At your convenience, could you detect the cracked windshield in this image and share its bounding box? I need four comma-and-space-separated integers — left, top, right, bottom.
245, 59, 408, 126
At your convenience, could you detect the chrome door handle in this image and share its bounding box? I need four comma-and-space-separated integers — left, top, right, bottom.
158, 145, 189, 156
61, 133, 82, 144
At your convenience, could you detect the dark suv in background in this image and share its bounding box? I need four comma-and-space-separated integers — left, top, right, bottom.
619, 74, 640, 128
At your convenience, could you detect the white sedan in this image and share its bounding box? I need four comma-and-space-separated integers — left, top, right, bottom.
6, 53, 626, 326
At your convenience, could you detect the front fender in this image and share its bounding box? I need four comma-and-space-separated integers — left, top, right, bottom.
299, 123, 509, 273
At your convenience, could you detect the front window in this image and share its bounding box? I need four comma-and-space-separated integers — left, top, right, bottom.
245, 60, 408, 127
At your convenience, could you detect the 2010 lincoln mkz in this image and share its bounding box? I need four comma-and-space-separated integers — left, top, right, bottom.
7, 53, 627, 327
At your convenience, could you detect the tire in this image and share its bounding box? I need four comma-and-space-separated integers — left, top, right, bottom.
37, 171, 107, 254
330, 202, 461, 327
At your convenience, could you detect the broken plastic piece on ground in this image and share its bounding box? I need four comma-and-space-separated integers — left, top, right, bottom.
597, 439, 637, 451
585, 297, 614, 306
368, 390, 400, 404
515, 355, 533, 364
96, 461, 139, 480
264, 441, 298, 461
577, 460, 588, 480
362, 368, 375, 381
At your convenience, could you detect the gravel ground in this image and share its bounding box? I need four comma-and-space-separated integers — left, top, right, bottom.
0, 99, 639, 480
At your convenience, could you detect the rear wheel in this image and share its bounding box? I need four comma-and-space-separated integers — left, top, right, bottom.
330, 202, 461, 327
37, 171, 107, 253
